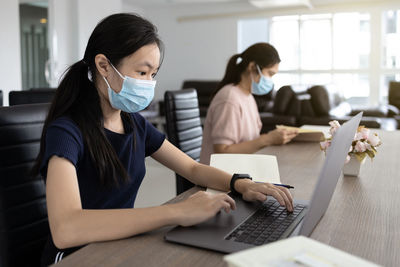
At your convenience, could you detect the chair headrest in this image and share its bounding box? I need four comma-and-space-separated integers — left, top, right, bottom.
273, 85, 295, 115
0, 103, 50, 125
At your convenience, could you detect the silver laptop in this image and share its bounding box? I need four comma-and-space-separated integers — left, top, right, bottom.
165, 113, 362, 253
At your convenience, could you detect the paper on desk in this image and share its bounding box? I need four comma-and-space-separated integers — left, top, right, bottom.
277, 125, 325, 142
206, 154, 281, 194
224, 236, 381, 267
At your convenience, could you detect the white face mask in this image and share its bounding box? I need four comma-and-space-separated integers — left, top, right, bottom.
103, 62, 156, 113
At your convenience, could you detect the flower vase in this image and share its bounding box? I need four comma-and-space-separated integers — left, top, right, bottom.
343, 155, 365, 177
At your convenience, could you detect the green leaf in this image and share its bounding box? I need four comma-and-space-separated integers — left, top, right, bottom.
366, 150, 375, 158
354, 153, 367, 162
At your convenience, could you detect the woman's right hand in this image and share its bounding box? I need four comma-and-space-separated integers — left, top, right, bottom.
261, 128, 298, 146
175, 191, 236, 227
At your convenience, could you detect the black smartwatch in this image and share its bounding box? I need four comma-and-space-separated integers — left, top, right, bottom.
230, 173, 252, 196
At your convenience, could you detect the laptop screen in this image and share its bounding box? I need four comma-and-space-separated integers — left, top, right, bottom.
299, 112, 362, 236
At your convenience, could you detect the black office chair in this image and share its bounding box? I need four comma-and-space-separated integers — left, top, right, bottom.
389, 81, 400, 110
9, 88, 56, 106
0, 103, 50, 267
164, 89, 203, 195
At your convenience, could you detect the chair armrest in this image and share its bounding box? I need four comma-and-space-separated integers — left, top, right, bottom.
387, 104, 399, 117
394, 115, 400, 129
350, 105, 390, 117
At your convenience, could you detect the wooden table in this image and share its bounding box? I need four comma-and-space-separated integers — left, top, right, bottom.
54, 129, 400, 267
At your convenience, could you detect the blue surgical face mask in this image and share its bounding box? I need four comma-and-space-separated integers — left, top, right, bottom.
102, 62, 156, 113
251, 65, 274, 95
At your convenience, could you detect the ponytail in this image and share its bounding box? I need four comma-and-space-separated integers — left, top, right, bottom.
211, 54, 243, 100
32, 59, 131, 187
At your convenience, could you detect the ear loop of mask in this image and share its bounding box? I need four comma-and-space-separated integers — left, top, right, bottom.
250, 64, 261, 83
256, 65, 263, 77
103, 76, 111, 88
109, 62, 126, 80
102, 61, 125, 90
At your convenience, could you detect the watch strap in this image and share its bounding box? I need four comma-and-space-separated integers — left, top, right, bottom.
230, 173, 252, 196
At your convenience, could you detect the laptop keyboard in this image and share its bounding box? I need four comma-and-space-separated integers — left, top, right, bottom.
225, 200, 306, 246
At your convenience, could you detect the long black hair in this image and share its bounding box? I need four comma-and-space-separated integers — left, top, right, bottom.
32, 13, 163, 187
213, 42, 280, 98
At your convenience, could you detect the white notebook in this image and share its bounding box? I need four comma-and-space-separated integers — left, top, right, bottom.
224, 236, 380, 267
207, 154, 281, 194
276, 125, 325, 142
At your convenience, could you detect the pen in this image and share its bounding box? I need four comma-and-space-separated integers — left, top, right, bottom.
273, 183, 294, 189
256, 181, 294, 189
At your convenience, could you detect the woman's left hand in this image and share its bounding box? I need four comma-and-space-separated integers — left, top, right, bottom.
235, 179, 293, 212
262, 128, 298, 145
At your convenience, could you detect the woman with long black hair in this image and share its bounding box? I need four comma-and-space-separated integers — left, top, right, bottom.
32, 14, 293, 265
200, 43, 298, 165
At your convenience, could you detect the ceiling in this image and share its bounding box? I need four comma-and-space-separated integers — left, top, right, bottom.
127, 0, 380, 8
17, 0, 385, 10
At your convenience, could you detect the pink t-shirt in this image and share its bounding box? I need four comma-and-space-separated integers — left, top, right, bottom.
200, 84, 262, 165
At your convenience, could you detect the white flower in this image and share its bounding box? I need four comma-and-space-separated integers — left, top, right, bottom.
368, 133, 381, 147
320, 141, 331, 150
360, 128, 370, 139
329, 120, 341, 136
364, 142, 372, 151
354, 141, 367, 153
355, 128, 370, 140
329, 120, 341, 129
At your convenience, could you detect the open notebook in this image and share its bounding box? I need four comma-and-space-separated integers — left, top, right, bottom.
207, 154, 281, 194
276, 125, 325, 142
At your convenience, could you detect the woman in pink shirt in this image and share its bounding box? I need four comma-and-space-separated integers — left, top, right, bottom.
200, 43, 297, 165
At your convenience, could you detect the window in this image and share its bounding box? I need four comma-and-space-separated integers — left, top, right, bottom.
269, 16, 299, 70
269, 13, 371, 100
333, 13, 370, 69
300, 14, 332, 70
238, 9, 400, 105
383, 10, 400, 68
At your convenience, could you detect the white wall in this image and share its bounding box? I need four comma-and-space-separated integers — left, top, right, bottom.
46, 1, 241, 102
76, 0, 123, 58
47, 0, 79, 87
122, 1, 145, 16
0, 0, 22, 106
142, 7, 239, 101
238, 18, 269, 53
47, 0, 125, 87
